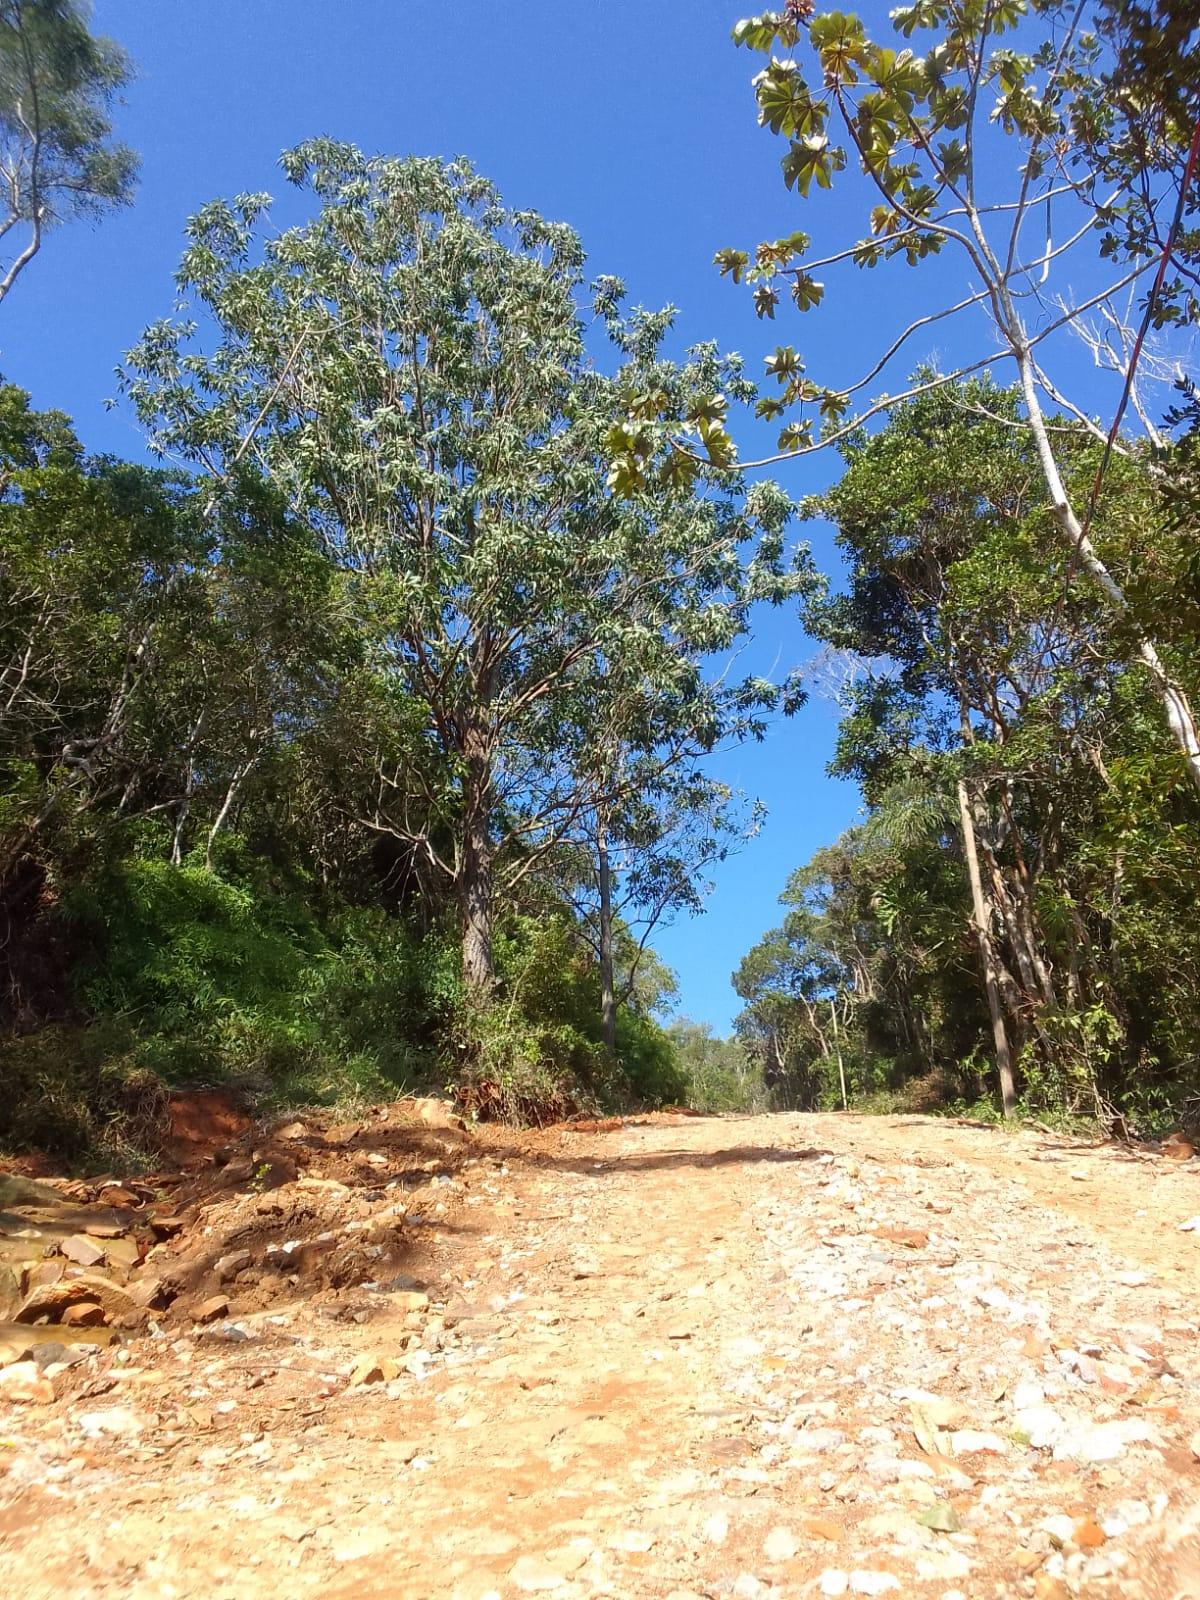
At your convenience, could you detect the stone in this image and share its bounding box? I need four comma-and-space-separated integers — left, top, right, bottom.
1074, 1518, 1106, 1550
914, 1552, 972, 1581
850, 1576, 900, 1596
702, 1513, 729, 1545
83, 1219, 132, 1239
128, 1277, 171, 1310
60, 1234, 107, 1267
214, 1250, 252, 1283
763, 1525, 799, 1562
508, 1548, 588, 1592
61, 1302, 106, 1327
349, 1353, 401, 1385
1033, 1578, 1071, 1600
819, 1575, 849, 1598
0, 1360, 54, 1404
1052, 1418, 1157, 1463
606, 1529, 655, 1552
1015, 1403, 1065, 1450
15, 1273, 143, 1327
194, 1295, 229, 1324
804, 1518, 843, 1542
0, 1266, 21, 1321
1040, 1514, 1076, 1548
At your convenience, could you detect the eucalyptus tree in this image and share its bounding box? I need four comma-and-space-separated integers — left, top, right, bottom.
608, 1, 1200, 790
799, 377, 1200, 1120
124, 141, 801, 996
0, 0, 137, 303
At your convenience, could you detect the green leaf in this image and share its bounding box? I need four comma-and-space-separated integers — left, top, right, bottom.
808, 11, 871, 82
936, 139, 968, 182
790, 272, 825, 311
781, 136, 847, 197
754, 283, 780, 319
732, 12, 800, 52
778, 420, 813, 452
917, 1504, 961, 1534
765, 345, 803, 381
714, 247, 751, 284
755, 61, 827, 139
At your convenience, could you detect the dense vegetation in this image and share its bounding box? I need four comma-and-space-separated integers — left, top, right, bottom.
2, 0, 1199, 1163
724, 1, 1200, 1131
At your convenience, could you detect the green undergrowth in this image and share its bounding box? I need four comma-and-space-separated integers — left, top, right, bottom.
1, 856, 689, 1169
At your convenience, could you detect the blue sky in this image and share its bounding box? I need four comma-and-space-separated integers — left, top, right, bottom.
2, 2, 1147, 1031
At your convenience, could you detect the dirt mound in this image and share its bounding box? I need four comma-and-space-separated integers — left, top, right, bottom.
0, 1095, 478, 1350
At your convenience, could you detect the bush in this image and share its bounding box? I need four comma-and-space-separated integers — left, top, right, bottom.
0, 1023, 170, 1169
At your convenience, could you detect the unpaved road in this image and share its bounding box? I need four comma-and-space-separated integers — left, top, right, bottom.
2, 1111, 1200, 1599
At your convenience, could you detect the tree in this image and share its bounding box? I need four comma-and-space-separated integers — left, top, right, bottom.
565, 765, 758, 1057
760, 378, 1200, 1124
637, 2, 1200, 791
124, 141, 802, 996
0, 0, 137, 303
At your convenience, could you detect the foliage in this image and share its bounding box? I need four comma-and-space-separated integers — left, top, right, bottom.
0, 0, 137, 302
0, 362, 725, 1162
711, 0, 1200, 796
733, 380, 1200, 1128
667, 1018, 766, 1113
122, 141, 806, 1003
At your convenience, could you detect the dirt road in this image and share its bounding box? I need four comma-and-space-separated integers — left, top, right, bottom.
2, 1111, 1199, 1599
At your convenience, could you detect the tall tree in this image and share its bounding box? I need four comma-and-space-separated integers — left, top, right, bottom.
124, 141, 801, 996
0, 0, 137, 303
610, 2, 1200, 790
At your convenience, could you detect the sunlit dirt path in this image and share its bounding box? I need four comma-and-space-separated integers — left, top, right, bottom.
2, 1111, 1199, 1599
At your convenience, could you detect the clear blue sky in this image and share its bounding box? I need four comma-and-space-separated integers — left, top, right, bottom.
2, 2, 1135, 1032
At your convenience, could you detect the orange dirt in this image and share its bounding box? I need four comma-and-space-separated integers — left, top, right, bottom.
1, 1110, 1198, 1600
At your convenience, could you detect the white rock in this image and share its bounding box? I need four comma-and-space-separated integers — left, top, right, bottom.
1104, 1500, 1150, 1535
78, 1406, 142, 1437
702, 1513, 729, 1545
1040, 1513, 1077, 1548
1015, 1403, 1066, 1449
1012, 1380, 1045, 1410
794, 1426, 846, 1454
916, 1553, 972, 1581
606, 1529, 655, 1553
850, 1574, 901, 1596
0, 1361, 53, 1405
763, 1526, 798, 1563
1052, 1418, 1157, 1464
732, 1576, 765, 1599
819, 1574, 849, 1598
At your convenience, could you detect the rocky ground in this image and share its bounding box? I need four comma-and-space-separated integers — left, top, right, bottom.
1, 1107, 1199, 1600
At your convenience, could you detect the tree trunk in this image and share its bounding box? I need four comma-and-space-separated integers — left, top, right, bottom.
957, 778, 1018, 1117
1013, 342, 1200, 796
597, 818, 617, 1057
830, 996, 848, 1111
458, 733, 495, 996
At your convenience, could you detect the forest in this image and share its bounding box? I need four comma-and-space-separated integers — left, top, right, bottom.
2, 0, 1199, 1167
